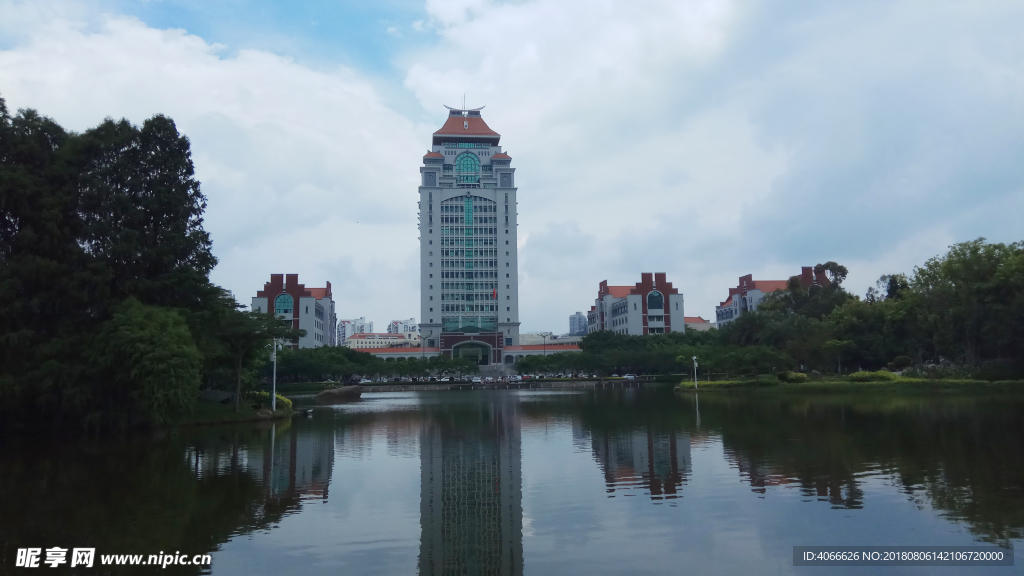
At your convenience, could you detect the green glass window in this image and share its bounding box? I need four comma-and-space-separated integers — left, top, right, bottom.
275, 294, 294, 315
456, 153, 479, 183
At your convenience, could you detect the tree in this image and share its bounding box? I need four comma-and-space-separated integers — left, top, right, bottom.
909, 238, 1024, 366
90, 298, 202, 428
815, 261, 849, 286
217, 310, 303, 411
822, 340, 858, 374
70, 115, 216, 310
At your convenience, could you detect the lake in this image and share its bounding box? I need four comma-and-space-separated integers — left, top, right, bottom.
2, 387, 1022, 574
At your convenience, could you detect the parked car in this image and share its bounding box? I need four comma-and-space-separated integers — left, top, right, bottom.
624, 374, 636, 380
359, 378, 371, 384
484, 377, 494, 383
440, 377, 450, 382
472, 377, 482, 383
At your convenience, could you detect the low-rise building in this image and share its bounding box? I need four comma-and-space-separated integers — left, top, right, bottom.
519, 334, 583, 346
715, 268, 830, 326
345, 333, 417, 349
252, 274, 336, 349
586, 273, 684, 335
684, 316, 715, 332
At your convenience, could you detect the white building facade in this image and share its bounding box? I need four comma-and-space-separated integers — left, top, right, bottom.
418, 106, 520, 364
569, 312, 587, 336
387, 318, 418, 334
586, 273, 684, 336
252, 274, 336, 349
337, 317, 373, 344
345, 333, 414, 349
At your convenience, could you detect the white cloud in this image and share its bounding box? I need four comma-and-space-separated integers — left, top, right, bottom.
402, 0, 1024, 329
2, 0, 1023, 333
0, 6, 427, 324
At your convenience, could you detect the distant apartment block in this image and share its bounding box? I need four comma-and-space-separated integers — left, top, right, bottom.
715, 268, 830, 326
569, 312, 587, 336
337, 317, 373, 344
252, 274, 336, 349
587, 273, 684, 335
387, 318, 419, 334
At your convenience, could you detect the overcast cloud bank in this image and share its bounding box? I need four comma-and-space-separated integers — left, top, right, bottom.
1, 0, 1022, 331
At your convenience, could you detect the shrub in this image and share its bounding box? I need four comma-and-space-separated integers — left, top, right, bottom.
91, 299, 202, 428
778, 371, 808, 383
849, 370, 898, 382
892, 356, 913, 370
251, 391, 292, 411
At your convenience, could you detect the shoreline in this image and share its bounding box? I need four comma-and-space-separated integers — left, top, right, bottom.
674, 378, 1024, 393
178, 401, 293, 427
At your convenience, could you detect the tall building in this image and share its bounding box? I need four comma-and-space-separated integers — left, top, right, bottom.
337, 317, 373, 344
252, 274, 336, 348
715, 267, 830, 326
418, 106, 520, 364
586, 273, 684, 335
387, 318, 418, 334
569, 312, 587, 336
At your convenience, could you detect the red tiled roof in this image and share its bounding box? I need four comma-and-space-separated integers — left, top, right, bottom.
684, 316, 709, 324
307, 288, 329, 299
753, 280, 788, 293
492, 152, 511, 159
365, 347, 440, 354
606, 286, 632, 298
719, 295, 734, 307
504, 345, 581, 352
434, 115, 499, 137
423, 150, 444, 158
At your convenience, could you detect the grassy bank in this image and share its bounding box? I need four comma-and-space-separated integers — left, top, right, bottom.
674, 377, 1024, 393
179, 400, 292, 426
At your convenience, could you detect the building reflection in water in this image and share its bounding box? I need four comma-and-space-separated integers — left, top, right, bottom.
589, 427, 692, 500
418, 397, 524, 576
185, 421, 335, 502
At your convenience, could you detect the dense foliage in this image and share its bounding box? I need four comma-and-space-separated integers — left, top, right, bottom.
518, 242, 1024, 380
0, 97, 299, 429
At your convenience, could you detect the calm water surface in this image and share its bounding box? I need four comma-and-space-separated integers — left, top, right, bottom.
3, 388, 1023, 575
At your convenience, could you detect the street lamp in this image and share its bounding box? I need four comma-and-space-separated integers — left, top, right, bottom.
271, 339, 282, 411
540, 331, 552, 356
692, 356, 698, 390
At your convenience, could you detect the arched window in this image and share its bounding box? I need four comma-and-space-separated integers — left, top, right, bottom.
275, 293, 294, 315
456, 153, 479, 183
647, 291, 664, 310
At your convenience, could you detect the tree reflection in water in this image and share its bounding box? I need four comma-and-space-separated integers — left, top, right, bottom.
2, 388, 1023, 572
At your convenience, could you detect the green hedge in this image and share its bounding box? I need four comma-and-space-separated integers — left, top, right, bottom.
849, 370, 899, 382
250, 391, 292, 411
778, 371, 809, 383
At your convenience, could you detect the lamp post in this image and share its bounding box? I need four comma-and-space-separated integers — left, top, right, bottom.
540, 331, 552, 356
271, 339, 280, 411
693, 356, 698, 390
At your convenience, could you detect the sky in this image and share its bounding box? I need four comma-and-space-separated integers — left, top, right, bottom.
2, 0, 1023, 334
